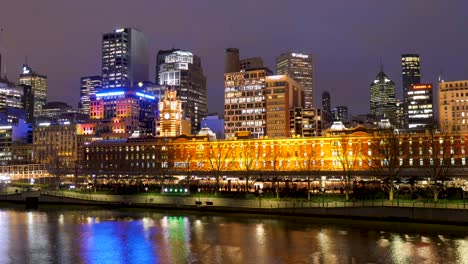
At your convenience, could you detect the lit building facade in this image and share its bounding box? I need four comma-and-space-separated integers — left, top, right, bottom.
276, 52, 314, 108
19, 64, 47, 118
265, 75, 304, 138
102, 28, 149, 89
438, 80, 468, 132
158, 50, 207, 134
407, 84, 434, 130
402, 54, 421, 128
33, 124, 78, 168
79, 75, 102, 115
0, 121, 32, 165
158, 89, 190, 137
370, 70, 398, 123
0, 82, 23, 124
290, 107, 322, 137
80, 89, 158, 137
83, 126, 468, 178
155, 48, 180, 85
333, 106, 348, 121
224, 69, 268, 139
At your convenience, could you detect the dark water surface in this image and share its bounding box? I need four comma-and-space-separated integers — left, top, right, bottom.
0, 205, 467, 264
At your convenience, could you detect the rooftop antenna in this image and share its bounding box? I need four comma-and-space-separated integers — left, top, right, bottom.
438, 68, 445, 83
379, 56, 384, 72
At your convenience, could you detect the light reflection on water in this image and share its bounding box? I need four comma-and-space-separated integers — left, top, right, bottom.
0, 207, 466, 264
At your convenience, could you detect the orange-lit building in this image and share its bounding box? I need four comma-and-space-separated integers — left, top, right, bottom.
83, 125, 468, 178
265, 75, 304, 138
438, 80, 468, 132
158, 89, 191, 137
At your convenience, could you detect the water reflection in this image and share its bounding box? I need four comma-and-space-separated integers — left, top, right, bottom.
0, 206, 466, 264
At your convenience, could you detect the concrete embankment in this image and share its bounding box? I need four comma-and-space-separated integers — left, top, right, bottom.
1, 192, 467, 225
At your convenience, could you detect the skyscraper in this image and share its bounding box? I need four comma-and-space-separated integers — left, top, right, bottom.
276, 52, 314, 108
401, 54, 421, 127
155, 48, 180, 85
321, 91, 333, 124
333, 106, 348, 121
101, 28, 149, 89
158, 50, 207, 134
79, 75, 102, 115
370, 70, 398, 123
19, 64, 47, 118
225, 48, 240, 73
407, 84, 434, 130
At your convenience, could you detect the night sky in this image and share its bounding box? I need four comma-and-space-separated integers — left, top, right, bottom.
1, 0, 467, 116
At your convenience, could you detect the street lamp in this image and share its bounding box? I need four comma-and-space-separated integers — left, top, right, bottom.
145, 186, 148, 204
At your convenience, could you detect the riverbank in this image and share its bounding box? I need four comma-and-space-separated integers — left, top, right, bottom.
1, 191, 467, 225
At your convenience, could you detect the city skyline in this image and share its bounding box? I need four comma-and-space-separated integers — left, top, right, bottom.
0, 1, 467, 116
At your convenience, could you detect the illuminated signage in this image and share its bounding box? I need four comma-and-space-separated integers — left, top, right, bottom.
292, 53, 309, 59
225, 73, 245, 81
136, 92, 155, 100
96, 91, 125, 98
412, 84, 432, 89
267, 75, 284, 80
115, 28, 124, 33
22, 66, 30, 74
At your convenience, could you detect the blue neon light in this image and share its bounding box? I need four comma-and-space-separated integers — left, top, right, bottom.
96, 91, 125, 98
136, 92, 156, 100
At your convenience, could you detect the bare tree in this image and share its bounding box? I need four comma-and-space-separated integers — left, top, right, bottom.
232, 141, 260, 194
369, 128, 408, 201
297, 141, 320, 201
206, 140, 231, 196
424, 125, 454, 202
334, 134, 361, 201
263, 141, 284, 199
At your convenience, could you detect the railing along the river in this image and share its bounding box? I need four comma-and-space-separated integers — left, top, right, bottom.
39, 190, 468, 210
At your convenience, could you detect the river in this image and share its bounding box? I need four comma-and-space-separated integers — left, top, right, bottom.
0, 204, 466, 264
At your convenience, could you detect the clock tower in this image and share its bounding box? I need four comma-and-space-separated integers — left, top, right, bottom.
159, 88, 188, 136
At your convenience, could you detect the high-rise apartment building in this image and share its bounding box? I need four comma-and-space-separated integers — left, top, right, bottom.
102, 28, 149, 89
79, 75, 102, 115
438, 80, 468, 132
370, 70, 398, 123
402, 54, 421, 127
265, 75, 304, 138
276, 52, 314, 108
158, 50, 207, 134
19, 64, 47, 118
224, 69, 268, 139
407, 84, 434, 130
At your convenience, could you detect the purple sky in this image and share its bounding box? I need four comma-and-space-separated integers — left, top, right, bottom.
1, 0, 467, 115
